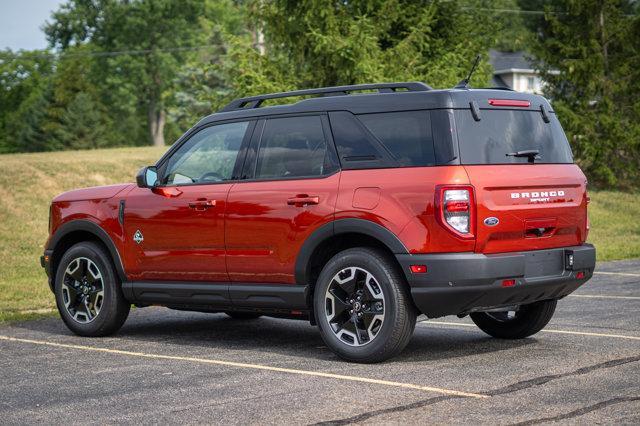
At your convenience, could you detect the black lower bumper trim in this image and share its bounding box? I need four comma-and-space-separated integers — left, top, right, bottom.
396, 244, 596, 318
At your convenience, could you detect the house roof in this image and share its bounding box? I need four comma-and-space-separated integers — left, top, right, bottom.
489, 49, 535, 74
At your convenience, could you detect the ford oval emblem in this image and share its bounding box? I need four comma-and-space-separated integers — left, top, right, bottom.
484, 217, 499, 227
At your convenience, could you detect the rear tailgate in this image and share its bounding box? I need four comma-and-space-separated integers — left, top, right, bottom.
465, 164, 588, 253
453, 96, 588, 254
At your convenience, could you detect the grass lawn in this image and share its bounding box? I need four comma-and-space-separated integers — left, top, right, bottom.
0, 146, 638, 323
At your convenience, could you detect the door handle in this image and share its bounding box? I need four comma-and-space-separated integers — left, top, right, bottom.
287, 195, 320, 207
188, 199, 217, 211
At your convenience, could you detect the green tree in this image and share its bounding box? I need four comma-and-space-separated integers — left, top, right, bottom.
45, 0, 210, 146
214, 0, 504, 100
0, 50, 55, 153
528, 0, 640, 187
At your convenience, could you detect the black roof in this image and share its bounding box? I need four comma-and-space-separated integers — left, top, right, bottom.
196, 82, 552, 128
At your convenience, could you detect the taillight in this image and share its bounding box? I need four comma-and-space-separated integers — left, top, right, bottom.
435, 185, 476, 239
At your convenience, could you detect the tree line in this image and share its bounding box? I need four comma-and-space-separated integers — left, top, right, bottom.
0, 0, 638, 188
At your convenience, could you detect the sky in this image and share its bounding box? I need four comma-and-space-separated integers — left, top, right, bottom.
0, 0, 65, 51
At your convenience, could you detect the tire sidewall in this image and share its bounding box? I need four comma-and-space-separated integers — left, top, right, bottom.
54, 242, 120, 336
314, 249, 408, 361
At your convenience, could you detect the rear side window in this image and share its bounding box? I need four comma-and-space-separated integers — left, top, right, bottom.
358, 111, 435, 166
255, 116, 328, 179
455, 109, 573, 164
329, 110, 455, 169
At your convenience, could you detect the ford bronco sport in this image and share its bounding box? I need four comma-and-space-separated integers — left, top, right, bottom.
42, 82, 596, 363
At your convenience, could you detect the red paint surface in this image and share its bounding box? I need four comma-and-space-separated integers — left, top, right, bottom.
48, 162, 588, 283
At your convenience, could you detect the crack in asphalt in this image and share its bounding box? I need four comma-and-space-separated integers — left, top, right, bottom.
485, 354, 640, 396
313, 355, 640, 425
310, 395, 459, 425
510, 396, 640, 425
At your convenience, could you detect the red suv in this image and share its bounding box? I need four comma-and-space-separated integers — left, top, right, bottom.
42, 82, 595, 362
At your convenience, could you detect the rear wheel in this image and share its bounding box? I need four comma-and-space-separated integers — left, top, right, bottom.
224, 312, 262, 320
54, 242, 130, 336
314, 248, 416, 363
470, 299, 557, 339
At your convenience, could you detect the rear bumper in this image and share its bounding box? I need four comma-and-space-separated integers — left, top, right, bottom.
396, 244, 596, 318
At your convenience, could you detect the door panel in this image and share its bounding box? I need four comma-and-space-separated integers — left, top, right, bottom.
123, 184, 233, 281
225, 174, 340, 283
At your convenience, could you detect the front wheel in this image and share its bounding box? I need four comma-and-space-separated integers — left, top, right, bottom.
470, 299, 557, 339
314, 248, 416, 363
54, 242, 130, 336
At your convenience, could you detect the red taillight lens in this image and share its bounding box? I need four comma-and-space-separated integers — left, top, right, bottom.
435, 185, 476, 239
502, 279, 516, 287
576, 271, 585, 279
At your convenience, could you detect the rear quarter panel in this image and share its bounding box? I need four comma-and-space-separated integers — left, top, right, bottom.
336, 166, 473, 253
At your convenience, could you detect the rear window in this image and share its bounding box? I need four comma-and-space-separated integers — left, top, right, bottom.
455, 109, 573, 165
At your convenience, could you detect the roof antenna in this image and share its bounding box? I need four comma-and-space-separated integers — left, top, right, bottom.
454, 55, 481, 89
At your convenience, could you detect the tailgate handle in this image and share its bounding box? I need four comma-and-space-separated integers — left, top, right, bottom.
525, 218, 557, 238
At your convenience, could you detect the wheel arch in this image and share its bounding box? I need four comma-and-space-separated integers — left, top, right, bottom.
48, 220, 126, 290
295, 219, 409, 308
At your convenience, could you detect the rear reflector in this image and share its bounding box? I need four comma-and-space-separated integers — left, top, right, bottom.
488, 99, 531, 107
410, 265, 427, 274
576, 271, 585, 279
502, 279, 516, 287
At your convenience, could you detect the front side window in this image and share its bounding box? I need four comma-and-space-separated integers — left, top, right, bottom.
162, 121, 249, 185
255, 116, 328, 179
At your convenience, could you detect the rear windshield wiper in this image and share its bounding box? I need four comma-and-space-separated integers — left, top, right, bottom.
506, 149, 541, 163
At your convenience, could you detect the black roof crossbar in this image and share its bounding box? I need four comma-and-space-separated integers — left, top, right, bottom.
220, 82, 432, 112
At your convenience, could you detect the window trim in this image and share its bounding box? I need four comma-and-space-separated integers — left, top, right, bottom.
239, 113, 339, 183
155, 119, 256, 188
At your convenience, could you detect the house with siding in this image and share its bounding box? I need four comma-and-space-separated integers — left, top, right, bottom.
489, 49, 548, 93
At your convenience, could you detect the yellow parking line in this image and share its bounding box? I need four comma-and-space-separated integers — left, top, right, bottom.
594, 271, 640, 278
422, 321, 640, 341
569, 294, 640, 300
0, 335, 487, 399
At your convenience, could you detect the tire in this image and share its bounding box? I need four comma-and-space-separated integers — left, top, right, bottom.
225, 311, 262, 320
54, 241, 130, 337
314, 247, 417, 363
470, 299, 557, 339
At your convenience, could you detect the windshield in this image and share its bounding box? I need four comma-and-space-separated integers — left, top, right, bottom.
455, 109, 573, 165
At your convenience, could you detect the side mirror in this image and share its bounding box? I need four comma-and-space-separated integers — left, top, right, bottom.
136, 166, 158, 188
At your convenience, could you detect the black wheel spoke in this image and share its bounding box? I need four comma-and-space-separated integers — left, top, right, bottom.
68, 262, 84, 281
353, 318, 369, 345
359, 311, 377, 330
329, 288, 351, 318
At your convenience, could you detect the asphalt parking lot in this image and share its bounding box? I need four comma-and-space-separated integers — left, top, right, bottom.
1, 259, 639, 425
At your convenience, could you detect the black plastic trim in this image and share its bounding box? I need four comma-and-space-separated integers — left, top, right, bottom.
294, 219, 409, 285
122, 281, 309, 311
221, 82, 432, 112
396, 244, 596, 318
47, 220, 127, 284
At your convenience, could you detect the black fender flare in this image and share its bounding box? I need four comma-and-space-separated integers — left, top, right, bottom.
48, 219, 127, 282
294, 218, 408, 285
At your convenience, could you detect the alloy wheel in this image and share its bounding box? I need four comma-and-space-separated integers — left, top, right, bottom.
61, 257, 105, 323
324, 267, 385, 346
